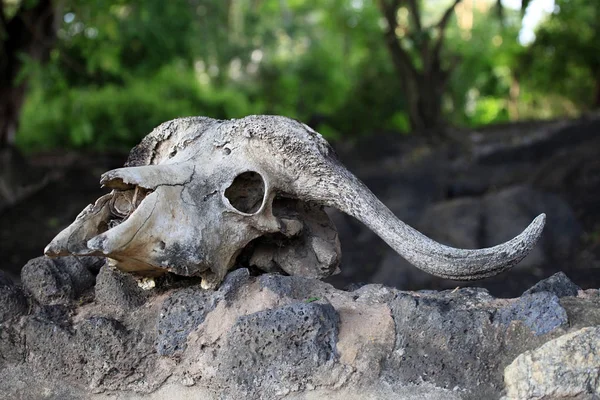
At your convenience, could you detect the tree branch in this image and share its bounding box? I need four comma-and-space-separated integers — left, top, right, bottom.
376, 0, 419, 80
430, 0, 461, 69
378, 0, 400, 27
437, 0, 462, 31
5, 0, 27, 38
406, 0, 421, 32
405, 0, 434, 71
495, 0, 504, 23
6, 0, 56, 60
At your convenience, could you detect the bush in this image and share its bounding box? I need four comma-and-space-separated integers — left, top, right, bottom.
16, 65, 257, 152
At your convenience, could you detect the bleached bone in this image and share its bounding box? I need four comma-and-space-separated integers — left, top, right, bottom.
45, 116, 545, 287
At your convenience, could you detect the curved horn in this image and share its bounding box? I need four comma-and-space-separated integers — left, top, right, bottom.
300, 161, 545, 281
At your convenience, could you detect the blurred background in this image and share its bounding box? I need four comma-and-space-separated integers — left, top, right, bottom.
1, 0, 599, 296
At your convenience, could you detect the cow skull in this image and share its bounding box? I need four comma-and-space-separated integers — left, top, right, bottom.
45, 116, 545, 288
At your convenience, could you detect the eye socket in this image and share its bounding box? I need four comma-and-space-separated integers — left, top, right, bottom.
224, 171, 265, 214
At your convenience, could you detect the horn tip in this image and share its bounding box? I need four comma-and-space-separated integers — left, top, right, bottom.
533, 213, 546, 230
520, 213, 546, 252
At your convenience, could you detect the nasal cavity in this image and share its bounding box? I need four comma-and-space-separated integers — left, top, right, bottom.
225, 171, 265, 214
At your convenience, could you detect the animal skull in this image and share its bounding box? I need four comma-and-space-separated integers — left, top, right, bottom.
45, 116, 545, 288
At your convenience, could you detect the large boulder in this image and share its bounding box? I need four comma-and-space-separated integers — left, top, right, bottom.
503, 326, 600, 399
1, 256, 600, 399
327, 116, 600, 295
419, 186, 581, 270
368, 186, 581, 294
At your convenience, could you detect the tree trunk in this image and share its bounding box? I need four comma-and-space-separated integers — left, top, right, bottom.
399, 66, 449, 144
413, 75, 445, 138
377, 0, 460, 143
0, 0, 58, 148
594, 70, 600, 109
0, 86, 26, 149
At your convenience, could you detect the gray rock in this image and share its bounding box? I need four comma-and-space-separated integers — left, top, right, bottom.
94, 264, 147, 308
503, 326, 600, 399
77, 316, 147, 389
216, 301, 340, 398
156, 287, 216, 356
523, 271, 580, 298
20, 256, 100, 305
257, 273, 333, 300
419, 197, 483, 249
560, 295, 600, 330
0, 365, 84, 400
2, 267, 599, 399
24, 311, 160, 392
53, 256, 98, 295
218, 267, 252, 301
495, 292, 568, 335
21, 256, 75, 305
484, 185, 581, 269
384, 291, 505, 398
419, 185, 581, 272
0, 270, 27, 322
23, 314, 83, 382
0, 321, 25, 367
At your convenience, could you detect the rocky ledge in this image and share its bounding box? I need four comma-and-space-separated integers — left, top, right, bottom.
1, 257, 599, 400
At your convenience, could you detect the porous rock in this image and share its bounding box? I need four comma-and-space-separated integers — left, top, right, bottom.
384, 288, 502, 396
94, 263, 147, 309
495, 291, 568, 336
213, 301, 340, 398
503, 326, 600, 399
0, 270, 27, 322
156, 268, 253, 357
523, 271, 580, 298
156, 287, 216, 356
0, 319, 25, 367
2, 266, 600, 400
23, 310, 162, 392
381, 287, 563, 399
21, 256, 75, 305
20, 256, 100, 305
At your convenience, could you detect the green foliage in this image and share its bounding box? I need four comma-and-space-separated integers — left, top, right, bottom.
520, 0, 600, 110
12, 0, 600, 151
17, 0, 413, 151
445, 6, 522, 126
17, 64, 258, 151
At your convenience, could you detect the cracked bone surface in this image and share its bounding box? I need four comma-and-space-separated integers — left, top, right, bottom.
45, 115, 546, 287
